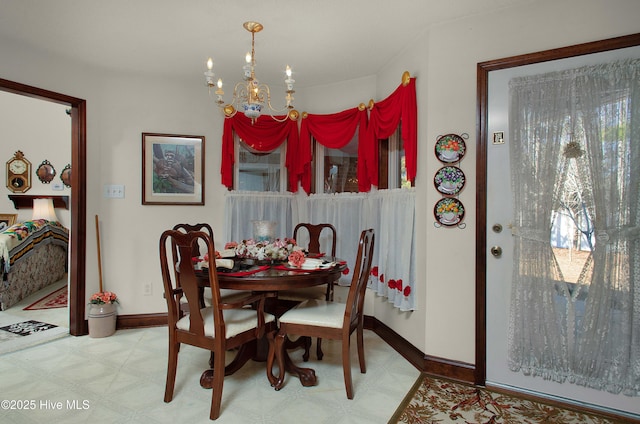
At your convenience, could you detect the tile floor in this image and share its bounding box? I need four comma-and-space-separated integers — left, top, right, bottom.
0, 283, 420, 423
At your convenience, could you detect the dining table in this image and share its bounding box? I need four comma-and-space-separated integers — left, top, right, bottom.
196, 257, 347, 390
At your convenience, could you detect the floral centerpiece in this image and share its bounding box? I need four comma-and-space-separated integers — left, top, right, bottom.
89, 291, 119, 305
226, 238, 297, 262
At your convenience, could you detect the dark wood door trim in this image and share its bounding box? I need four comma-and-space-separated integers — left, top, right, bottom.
0, 77, 87, 336
475, 32, 640, 386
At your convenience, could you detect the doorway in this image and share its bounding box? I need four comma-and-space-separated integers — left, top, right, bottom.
476, 33, 640, 413
0, 78, 87, 336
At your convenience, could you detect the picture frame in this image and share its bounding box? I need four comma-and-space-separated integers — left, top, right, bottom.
142, 133, 205, 205
0, 213, 18, 231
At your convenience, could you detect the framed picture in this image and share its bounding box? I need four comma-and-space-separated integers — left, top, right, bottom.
0, 213, 18, 231
142, 133, 205, 205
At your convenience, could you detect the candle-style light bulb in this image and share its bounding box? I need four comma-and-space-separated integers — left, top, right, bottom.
207, 57, 213, 70
285, 65, 292, 77
217, 79, 223, 89
245, 52, 252, 64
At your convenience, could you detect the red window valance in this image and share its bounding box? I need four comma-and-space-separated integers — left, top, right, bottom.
364, 78, 417, 190
221, 113, 300, 190
298, 107, 368, 193
220, 76, 417, 193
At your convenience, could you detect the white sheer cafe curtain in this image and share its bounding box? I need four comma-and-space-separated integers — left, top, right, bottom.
224, 188, 416, 311
508, 59, 640, 395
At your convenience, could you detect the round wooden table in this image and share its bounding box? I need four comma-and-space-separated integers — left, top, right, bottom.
197, 258, 346, 390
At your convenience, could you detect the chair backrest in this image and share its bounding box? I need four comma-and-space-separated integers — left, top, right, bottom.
160, 229, 224, 337
172, 223, 213, 257
293, 223, 337, 256
343, 229, 375, 329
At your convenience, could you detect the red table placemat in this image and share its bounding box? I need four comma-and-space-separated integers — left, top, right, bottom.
204, 265, 270, 277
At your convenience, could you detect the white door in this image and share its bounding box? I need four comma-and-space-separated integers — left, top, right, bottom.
485, 46, 640, 415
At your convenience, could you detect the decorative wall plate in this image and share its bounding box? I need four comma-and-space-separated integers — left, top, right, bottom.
435, 133, 466, 163
36, 160, 56, 183
434, 197, 465, 227
434, 166, 465, 195
60, 164, 71, 187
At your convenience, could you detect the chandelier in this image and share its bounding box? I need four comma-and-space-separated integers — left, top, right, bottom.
204, 21, 296, 122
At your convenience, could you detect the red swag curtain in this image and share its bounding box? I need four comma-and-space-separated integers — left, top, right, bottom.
298, 108, 368, 193
221, 113, 300, 190
220, 77, 416, 193
364, 78, 417, 190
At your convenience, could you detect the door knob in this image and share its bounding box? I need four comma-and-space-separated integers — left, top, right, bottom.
490, 246, 502, 258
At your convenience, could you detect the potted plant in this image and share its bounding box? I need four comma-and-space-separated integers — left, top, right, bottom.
88, 291, 118, 338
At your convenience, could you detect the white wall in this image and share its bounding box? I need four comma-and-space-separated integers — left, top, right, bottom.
1, 0, 639, 376
0, 92, 71, 227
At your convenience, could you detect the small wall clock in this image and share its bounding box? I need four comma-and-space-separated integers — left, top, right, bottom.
36, 159, 56, 184
6, 150, 32, 193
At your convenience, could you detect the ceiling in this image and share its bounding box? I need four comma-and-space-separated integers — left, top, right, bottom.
0, 0, 533, 89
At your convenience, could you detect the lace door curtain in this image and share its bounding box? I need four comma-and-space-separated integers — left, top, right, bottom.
224, 188, 416, 311
508, 59, 640, 395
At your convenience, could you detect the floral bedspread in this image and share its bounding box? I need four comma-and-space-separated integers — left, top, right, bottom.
0, 219, 69, 279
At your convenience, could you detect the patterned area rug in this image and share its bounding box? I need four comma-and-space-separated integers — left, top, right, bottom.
389, 374, 626, 424
23, 285, 68, 310
0, 313, 68, 355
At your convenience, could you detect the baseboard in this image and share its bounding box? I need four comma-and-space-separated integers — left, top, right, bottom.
115, 313, 168, 329
364, 316, 475, 385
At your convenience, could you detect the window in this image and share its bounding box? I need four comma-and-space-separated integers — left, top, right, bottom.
312, 127, 408, 193
232, 127, 409, 193
234, 138, 286, 192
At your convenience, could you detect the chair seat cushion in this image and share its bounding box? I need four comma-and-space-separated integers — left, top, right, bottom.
176, 307, 276, 338
279, 299, 345, 328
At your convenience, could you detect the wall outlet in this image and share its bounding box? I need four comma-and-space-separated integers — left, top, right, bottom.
143, 282, 153, 296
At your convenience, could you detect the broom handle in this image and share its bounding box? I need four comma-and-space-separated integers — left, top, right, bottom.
95, 214, 103, 293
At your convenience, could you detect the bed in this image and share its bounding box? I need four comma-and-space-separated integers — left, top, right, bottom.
0, 219, 69, 311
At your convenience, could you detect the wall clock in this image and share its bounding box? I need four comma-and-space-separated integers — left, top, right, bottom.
6, 150, 32, 193
36, 159, 56, 184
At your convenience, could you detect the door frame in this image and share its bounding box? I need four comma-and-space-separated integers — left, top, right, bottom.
0, 78, 87, 336
475, 32, 640, 385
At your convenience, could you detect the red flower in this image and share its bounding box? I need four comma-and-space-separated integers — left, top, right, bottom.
371, 266, 379, 277
403, 286, 411, 297
287, 250, 306, 268
388, 279, 396, 290
379, 274, 385, 283
396, 279, 403, 291
342, 267, 350, 275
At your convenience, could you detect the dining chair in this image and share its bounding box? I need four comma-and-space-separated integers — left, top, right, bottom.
160, 229, 277, 420
172, 223, 248, 310
267, 228, 375, 399
278, 222, 338, 360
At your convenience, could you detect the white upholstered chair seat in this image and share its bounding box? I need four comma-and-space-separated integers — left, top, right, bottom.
279, 299, 345, 329
176, 307, 276, 338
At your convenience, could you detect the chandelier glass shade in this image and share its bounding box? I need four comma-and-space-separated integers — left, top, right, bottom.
204, 21, 296, 122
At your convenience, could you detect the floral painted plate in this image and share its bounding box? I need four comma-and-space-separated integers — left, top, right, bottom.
435, 134, 466, 163
434, 198, 465, 227
434, 166, 465, 195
